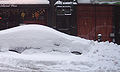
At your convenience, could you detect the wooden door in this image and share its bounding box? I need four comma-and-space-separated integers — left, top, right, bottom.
77, 4, 95, 40
56, 15, 72, 34
77, 4, 113, 41
95, 5, 113, 41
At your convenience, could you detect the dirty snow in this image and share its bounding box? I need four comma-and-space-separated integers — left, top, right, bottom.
0, 24, 119, 72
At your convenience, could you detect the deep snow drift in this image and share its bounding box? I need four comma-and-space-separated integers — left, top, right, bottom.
0, 25, 119, 72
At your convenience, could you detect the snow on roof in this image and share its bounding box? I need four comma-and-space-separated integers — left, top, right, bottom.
55, 0, 91, 4
77, 0, 91, 3
55, 0, 62, 5
96, 1, 120, 4
54, 0, 77, 5
0, 0, 49, 4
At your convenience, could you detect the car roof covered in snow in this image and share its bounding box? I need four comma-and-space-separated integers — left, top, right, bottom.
0, 0, 49, 4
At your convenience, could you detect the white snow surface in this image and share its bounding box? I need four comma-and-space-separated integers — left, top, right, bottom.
0, 24, 90, 53
0, 0, 49, 4
77, 0, 91, 3
0, 24, 120, 72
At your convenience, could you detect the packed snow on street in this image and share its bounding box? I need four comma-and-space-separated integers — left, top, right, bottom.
0, 24, 119, 72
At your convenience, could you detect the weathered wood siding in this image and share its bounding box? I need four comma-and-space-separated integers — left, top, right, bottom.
77, 4, 113, 41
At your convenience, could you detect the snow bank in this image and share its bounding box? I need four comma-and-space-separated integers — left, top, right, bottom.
0, 41, 120, 72
0, 0, 49, 4
85, 42, 120, 71
0, 24, 91, 54
0, 24, 120, 72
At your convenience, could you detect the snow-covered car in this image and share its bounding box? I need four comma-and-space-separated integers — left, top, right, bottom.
0, 24, 119, 72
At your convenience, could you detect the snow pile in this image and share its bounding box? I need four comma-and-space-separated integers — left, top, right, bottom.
0, 0, 49, 4
0, 24, 90, 54
0, 41, 119, 72
0, 25, 119, 72
85, 41, 120, 71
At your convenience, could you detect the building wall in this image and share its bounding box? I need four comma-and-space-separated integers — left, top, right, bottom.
0, 3, 120, 44
0, 4, 49, 29
77, 4, 113, 42
114, 5, 120, 44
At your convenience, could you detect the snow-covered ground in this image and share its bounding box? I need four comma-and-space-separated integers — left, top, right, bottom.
0, 24, 120, 72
